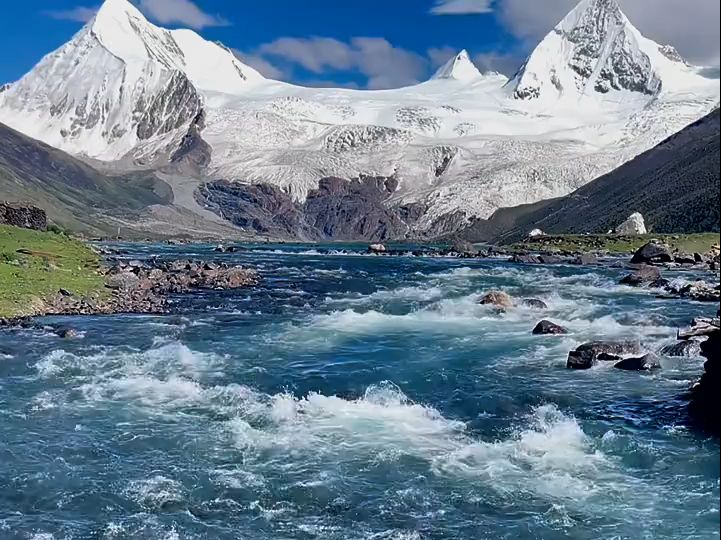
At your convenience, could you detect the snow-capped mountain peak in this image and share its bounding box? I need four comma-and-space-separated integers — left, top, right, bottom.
508, 0, 664, 101
431, 50, 483, 82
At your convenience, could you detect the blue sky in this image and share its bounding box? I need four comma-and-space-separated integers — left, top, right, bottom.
1, 0, 718, 89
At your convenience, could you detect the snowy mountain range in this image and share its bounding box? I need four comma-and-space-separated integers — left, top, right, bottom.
0, 0, 718, 238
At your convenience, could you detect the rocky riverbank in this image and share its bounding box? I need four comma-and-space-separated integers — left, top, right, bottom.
0, 258, 259, 325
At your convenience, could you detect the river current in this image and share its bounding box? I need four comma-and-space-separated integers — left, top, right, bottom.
1, 244, 718, 539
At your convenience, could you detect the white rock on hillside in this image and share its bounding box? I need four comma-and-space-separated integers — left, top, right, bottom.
616, 212, 647, 234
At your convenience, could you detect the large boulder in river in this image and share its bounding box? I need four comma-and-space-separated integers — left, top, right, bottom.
532, 320, 568, 335
616, 212, 647, 235
479, 291, 514, 309
573, 253, 599, 265
630, 241, 673, 264
619, 265, 661, 286
614, 353, 661, 371
567, 341, 643, 370
368, 244, 387, 254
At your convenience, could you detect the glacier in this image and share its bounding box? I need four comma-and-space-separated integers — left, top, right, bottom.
0, 0, 718, 236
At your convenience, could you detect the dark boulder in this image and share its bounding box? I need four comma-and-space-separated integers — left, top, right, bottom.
619, 265, 661, 286
674, 252, 696, 265
532, 320, 568, 335
689, 329, 720, 434
614, 353, 661, 371
522, 298, 548, 310
630, 242, 673, 264
567, 341, 643, 370
55, 327, 79, 339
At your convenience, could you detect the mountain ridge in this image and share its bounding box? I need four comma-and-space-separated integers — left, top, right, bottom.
0, 0, 718, 239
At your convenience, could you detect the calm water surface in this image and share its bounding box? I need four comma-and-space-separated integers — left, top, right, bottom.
0, 244, 718, 539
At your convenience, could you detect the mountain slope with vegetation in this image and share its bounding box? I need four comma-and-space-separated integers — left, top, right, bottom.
459, 109, 720, 244
0, 122, 173, 236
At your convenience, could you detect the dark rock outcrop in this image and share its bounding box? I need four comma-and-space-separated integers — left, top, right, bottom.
532, 320, 568, 335
567, 341, 643, 370
0, 202, 47, 230
688, 324, 719, 434
614, 353, 661, 371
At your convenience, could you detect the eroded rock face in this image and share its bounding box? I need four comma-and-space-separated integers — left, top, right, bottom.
0, 203, 47, 231
196, 176, 428, 242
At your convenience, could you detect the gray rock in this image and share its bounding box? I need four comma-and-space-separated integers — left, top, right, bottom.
510, 254, 542, 264
614, 353, 661, 371
674, 252, 696, 265
532, 320, 568, 335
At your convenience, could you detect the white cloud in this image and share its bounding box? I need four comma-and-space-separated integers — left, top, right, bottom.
136, 0, 229, 29
251, 37, 428, 89
430, 0, 494, 15
427, 46, 459, 69
45, 5, 99, 22
498, 0, 719, 67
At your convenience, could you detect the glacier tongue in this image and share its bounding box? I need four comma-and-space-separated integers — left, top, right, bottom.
0, 0, 718, 236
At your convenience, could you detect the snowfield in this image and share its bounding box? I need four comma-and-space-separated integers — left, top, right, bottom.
0, 0, 718, 232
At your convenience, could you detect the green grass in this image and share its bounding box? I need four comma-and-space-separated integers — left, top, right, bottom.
0, 224, 106, 318
509, 233, 720, 254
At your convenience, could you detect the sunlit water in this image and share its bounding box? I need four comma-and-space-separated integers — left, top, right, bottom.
1, 244, 718, 540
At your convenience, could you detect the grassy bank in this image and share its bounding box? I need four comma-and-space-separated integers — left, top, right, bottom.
508, 233, 720, 254
0, 224, 105, 318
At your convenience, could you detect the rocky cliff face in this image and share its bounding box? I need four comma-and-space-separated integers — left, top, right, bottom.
0, 203, 47, 230
196, 176, 431, 241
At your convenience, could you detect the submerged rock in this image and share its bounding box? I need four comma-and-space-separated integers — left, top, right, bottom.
55, 327, 79, 339
614, 353, 661, 371
522, 298, 548, 309
479, 291, 514, 309
630, 242, 673, 264
532, 320, 568, 335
